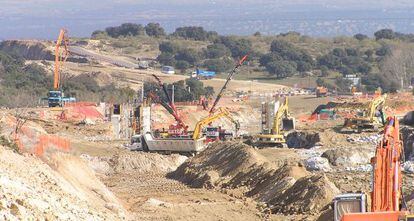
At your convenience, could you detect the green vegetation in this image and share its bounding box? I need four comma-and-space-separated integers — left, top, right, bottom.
0, 51, 135, 107
144, 78, 214, 102
90, 24, 414, 93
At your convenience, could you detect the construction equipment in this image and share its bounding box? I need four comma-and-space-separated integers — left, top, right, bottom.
152, 75, 189, 136
334, 116, 412, 221
343, 94, 387, 133
192, 107, 240, 141
47, 29, 76, 107
254, 97, 295, 147
316, 86, 328, 97
209, 54, 248, 114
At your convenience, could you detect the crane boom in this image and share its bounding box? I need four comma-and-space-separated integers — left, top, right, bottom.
151, 75, 188, 134
54, 29, 69, 90
209, 54, 248, 114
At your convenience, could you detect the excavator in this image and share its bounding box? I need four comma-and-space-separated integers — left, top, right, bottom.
151, 75, 189, 137
343, 94, 387, 133
192, 54, 248, 142
253, 97, 295, 147
333, 116, 414, 221
192, 107, 240, 141
47, 29, 76, 107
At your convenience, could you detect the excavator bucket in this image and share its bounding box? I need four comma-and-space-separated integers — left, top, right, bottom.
282, 117, 295, 131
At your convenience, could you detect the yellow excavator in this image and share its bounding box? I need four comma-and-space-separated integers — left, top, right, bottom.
254, 97, 295, 147
343, 94, 387, 133
192, 107, 240, 142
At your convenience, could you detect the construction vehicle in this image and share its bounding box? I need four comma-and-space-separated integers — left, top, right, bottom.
152, 74, 189, 137
333, 116, 413, 221
316, 86, 328, 97
343, 94, 387, 133
47, 29, 76, 107
192, 107, 240, 142
191, 69, 216, 80
253, 97, 295, 147
197, 54, 248, 142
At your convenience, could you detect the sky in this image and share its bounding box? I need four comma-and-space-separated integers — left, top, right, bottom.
1, 0, 414, 39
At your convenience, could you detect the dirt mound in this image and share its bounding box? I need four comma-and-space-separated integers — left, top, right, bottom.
82, 151, 187, 175
170, 141, 338, 215
269, 174, 339, 214
0, 146, 125, 220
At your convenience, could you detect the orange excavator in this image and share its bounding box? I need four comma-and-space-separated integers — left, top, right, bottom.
333, 116, 413, 221
47, 29, 76, 107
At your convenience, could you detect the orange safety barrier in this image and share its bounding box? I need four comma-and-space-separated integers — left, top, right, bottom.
64, 102, 97, 107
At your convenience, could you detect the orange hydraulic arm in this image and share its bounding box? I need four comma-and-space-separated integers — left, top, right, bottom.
371, 116, 403, 212
54, 29, 69, 90
342, 116, 406, 221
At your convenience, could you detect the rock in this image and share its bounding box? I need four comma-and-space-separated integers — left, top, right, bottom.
322, 147, 373, 167
304, 157, 331, 172
286, 131, 321, 149
403, 161, 414, 173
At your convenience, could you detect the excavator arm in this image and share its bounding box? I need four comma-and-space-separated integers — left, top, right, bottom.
54, 29, 69, 90
271, 97, 290, 136
193, 108, 237, 140
368, 94, 387, 123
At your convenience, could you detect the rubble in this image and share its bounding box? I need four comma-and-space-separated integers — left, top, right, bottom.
304, 157, 332, 172
322, 147, 374, 167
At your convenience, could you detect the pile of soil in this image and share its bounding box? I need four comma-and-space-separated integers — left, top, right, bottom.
170, 141, 339, 215
82, 151, 187, 175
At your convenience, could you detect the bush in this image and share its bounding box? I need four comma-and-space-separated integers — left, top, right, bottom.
173, 26, 209, 41
203, 58, 233, 73
205, 43, 231, 59
104, 23, 145, 38
374, 29, 395, 40
265, 60, 297, 78
145, 23, 166, 37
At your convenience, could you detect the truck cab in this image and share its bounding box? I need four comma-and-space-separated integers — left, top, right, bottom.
48, 90, 63, 107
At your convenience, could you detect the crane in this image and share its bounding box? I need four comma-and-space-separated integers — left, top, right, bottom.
334, 116, 412, 221
151, 75, 189, 136
209, 54, 248, 114
254, 97, 295, 147
192, 55, 247, 141
343, 94, 387, 132
47, 29, 75, 107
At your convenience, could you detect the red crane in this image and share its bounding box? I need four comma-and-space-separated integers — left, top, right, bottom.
152, 75, 189, 136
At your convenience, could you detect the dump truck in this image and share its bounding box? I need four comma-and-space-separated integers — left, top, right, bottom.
130, 133, 206, 154
192, 69, 216, 80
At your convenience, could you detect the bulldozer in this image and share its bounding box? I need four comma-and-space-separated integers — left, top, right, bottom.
253, 97, 295, 148
343, 94, 387, 133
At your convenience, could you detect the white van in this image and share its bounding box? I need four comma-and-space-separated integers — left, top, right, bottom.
161, 66, 175, 74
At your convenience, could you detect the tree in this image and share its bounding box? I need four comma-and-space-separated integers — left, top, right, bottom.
205, 43, 231, 59
297, 61, 312, 72
266, 60, 297, 78
157, 52, 176, 66
354, 33, 368, 41
175, 48, 201, 65
173, 26, 209, 41
203, 58, 233, 73
105, 23, 145, 38
320, 66, 329, 77
270, 39, 295, 54
374, 29, 395, 40
217, 36, 252, 58
253, 31, 261, 37
185, 78, 205, 100
175, 60, 190, 71
316, 77, 325, 86
159, 41, 180, 54
205, 86, 215, 98
145, 23, 165, 37
335, 76, 352, 92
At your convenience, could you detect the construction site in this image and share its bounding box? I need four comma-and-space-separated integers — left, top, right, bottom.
3, 21, 414, 221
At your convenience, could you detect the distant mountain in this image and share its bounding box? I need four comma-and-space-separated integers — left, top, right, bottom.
1, 1, 414, 39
